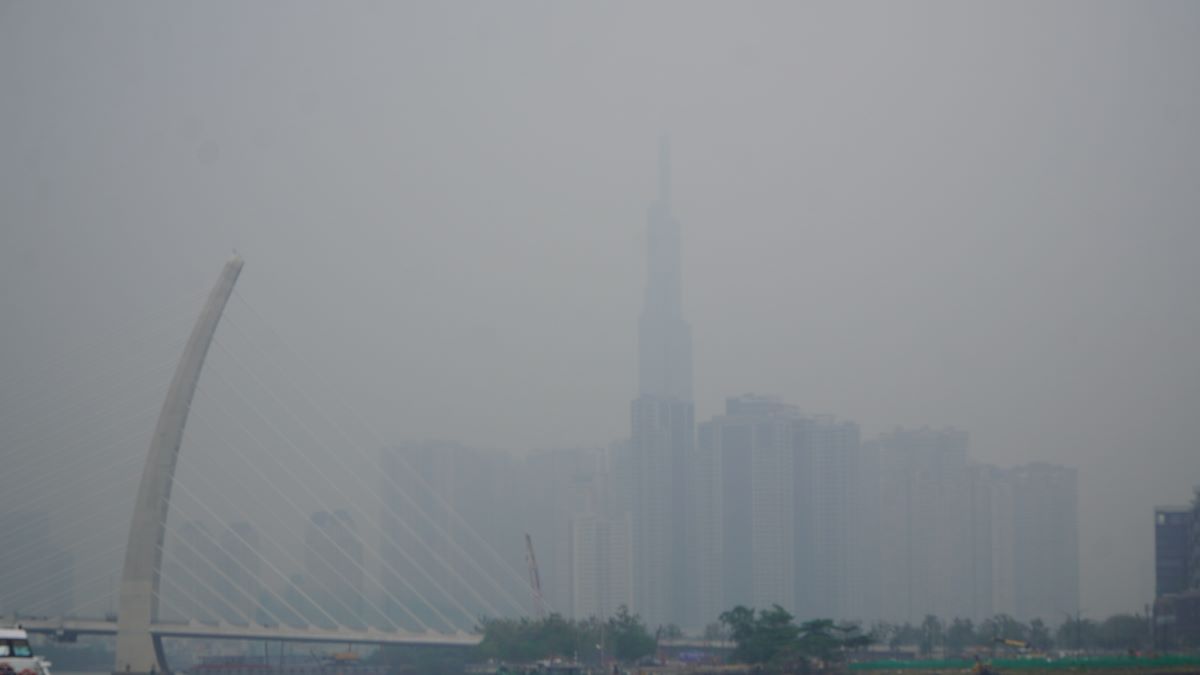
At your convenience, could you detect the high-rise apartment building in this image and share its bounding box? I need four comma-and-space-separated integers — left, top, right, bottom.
0, 511, 73, 618
378, 441, 632, 623
161, 520, 223, 623
967, 463, 1016, 620
877, 427, 972, 623
693, 395, 866, 623
569, 514, 632, 620
523, 446, 620, 616
846, 438, 882, 621
1157, 505, 1194, 598
180, 520, 219, 621
794, 414, 864, 620
1153, 487, 1200, 649
630, 138, 694, 627
696, 396, 799, 615
304, 510, 364, 628
877, 429, 1080, 625
1010, 462, 1079, 623
379, 441, 523, 627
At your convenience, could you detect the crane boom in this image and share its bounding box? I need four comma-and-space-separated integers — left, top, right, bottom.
524, 532, 546, 619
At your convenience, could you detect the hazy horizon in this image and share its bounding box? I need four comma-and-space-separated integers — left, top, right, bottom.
3, 1, 1200, 620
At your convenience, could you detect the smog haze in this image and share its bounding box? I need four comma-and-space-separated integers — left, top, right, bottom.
3, 1, 1200, 625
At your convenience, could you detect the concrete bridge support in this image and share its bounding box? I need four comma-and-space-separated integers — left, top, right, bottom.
113, 257, 243, 675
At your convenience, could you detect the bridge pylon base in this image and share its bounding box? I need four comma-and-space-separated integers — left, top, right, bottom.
112, 633, 170, 675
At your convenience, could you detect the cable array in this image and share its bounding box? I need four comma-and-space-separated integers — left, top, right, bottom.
1, 276, 537, 635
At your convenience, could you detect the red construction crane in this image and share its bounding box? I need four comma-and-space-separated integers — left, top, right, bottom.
524, 532, 546, 619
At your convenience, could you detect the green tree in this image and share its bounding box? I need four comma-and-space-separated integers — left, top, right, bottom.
607, 605, 656, 662
703, 622, 727, 642
478, 614, 578, 663
1097, 613, 1149, 652
719, 606, 759, 658
1054, 615, 1098, 652
919, 615, 943, 656
945, 618, 976, 656
659, 623, 684, 639
892, 622, 921, 650
796, 619, 841, 663
793, 619, 871, 663
975, 618, 997, 646
719, 605, 800, 666
1028, 618, 1053, 651
987, 614, 1028, 644
828, 621, 874, 658
719, 606, 872, 670
868, 621, 894, 649
478, 609, 655, 666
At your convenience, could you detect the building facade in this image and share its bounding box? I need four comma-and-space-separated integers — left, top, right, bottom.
693, 396, 867, 623
569, 513, 632, 620
378, 441, 524, 627
1157, 506, 1194, 598
1010, 462, 1079, 623
794, 414, 863, 620
696, 396, 799, 615
162, 520, 222, 624
0, 510, 74, 618
1154, 487, 1200, 648
523, 446, 623, 618
877, 428, 973, 623
304, 510, 364, 628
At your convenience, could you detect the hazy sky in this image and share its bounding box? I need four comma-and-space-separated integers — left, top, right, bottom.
3, 1, 1199, 617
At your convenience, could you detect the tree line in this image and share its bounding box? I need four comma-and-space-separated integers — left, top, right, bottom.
372, 606, 1162, 674
870, 612, 1154, 656
476, 605, 657, 665
718, 605, 873, 671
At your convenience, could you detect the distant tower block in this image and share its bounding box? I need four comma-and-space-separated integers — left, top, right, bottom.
113, 256, 243, 675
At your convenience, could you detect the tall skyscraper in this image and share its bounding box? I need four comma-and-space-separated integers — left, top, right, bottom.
631, 137, 694, 627
637, 138, 692, 403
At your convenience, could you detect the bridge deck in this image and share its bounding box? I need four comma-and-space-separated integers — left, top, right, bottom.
20, 619, 481, 648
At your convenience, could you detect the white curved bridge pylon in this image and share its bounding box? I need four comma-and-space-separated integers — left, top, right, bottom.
102, 257, 481, 675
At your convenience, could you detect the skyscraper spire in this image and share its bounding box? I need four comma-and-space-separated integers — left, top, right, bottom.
639, 136, 691, 400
